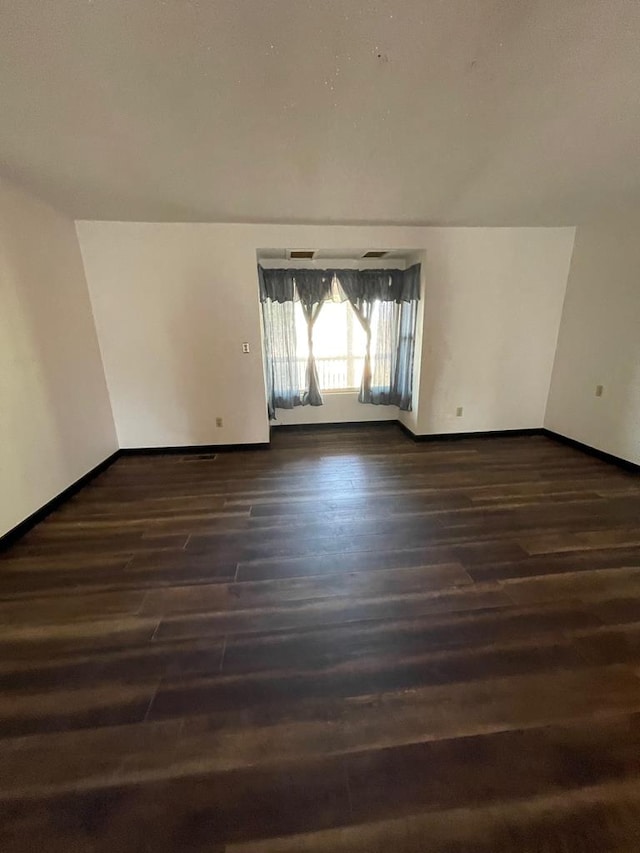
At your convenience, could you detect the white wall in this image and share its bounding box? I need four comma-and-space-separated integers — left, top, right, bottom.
0, 179, 117, 536
77, 222, 575, 448
78, 223, 272, 448
546, 218, 640, 465
272, 393, 399, 427
416, 228, 575, 434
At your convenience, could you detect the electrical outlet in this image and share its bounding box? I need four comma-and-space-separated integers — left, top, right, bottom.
595, 385, 604, 397
456, 406, 463, 417
242, 342, 250, 354
216, 417, 223, 428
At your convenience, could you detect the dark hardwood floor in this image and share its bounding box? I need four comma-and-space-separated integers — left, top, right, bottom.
1, 425, 640, 851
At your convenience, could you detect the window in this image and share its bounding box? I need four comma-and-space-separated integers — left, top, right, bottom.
259, 263, 420, 416
294, 299, 367, 391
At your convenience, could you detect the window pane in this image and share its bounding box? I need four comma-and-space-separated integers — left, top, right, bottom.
295, 299, 366, 391
314, 302, 349, 357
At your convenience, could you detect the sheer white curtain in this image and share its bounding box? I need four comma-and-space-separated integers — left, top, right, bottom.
260, 297, 302, 419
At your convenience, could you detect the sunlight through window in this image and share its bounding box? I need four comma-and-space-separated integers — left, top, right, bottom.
294, 300, 368, 391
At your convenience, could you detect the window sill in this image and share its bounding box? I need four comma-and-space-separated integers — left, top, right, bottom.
320, 389, 360, 395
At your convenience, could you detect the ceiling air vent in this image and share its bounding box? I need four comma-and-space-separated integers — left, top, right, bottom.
289, 249, 315, 259
363, 250, 388, 258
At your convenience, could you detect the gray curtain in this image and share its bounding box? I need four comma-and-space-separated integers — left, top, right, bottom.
334, 269, 375, 405
292, 270, 333, 407
332, 266, 418, 302
259, 267, 301, 418
335, 264, 420, 411
392, 298, 419, 410
259, 266, 332, 415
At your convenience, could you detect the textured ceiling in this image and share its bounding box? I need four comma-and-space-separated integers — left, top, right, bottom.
1, 0, 640, 224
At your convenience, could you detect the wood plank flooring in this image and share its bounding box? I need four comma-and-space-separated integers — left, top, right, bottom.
1, 424, 640, 851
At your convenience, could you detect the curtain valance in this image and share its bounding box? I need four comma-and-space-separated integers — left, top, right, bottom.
258, 264, 421, 304
258, 266, 296, 303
